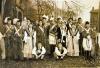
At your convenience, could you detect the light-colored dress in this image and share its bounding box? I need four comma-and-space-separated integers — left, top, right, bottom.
33, 31, 36, 47
32, 46, 46, 56
0, 32, 6, 59
82, 28, 93, 51
49, 25, 57, 45
67, 29, 80, 56
54, 47, 67, 56
23, 31, 33, 58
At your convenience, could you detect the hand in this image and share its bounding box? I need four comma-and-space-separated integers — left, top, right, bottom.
38, 54, 42, 58
87, 35, 91, 39
36, 55, 39, 59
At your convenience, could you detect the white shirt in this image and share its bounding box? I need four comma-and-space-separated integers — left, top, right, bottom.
55, 47, 67, 56
32, 46, 46, 55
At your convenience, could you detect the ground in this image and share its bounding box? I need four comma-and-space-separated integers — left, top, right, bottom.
0, 56, 99, 68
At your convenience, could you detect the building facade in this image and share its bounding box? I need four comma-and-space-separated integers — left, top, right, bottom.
90, 2, 100, 32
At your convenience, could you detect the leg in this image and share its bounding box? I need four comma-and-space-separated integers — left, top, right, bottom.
40, 54, 45, 59
84, 51, 87, 60
50, 45, 54, 57
0, 38, 6, 59
54, 52, 59, 59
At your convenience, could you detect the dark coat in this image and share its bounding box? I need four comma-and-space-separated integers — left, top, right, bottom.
36, 26, 46, 47
57, 27, 62, 40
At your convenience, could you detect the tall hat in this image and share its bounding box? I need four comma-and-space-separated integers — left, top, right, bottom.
13, 18, 19, 24
4, 17, 11, 23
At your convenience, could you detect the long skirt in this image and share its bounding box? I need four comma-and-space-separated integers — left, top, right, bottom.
67, 36, 79, 56
23, 37, 32, 58
82, 38, 92, 51
0, 38, 6, 59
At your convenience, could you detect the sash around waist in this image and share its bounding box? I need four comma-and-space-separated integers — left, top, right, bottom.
49, 33, 56, 37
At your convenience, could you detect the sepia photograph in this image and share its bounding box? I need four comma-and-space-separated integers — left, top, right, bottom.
0, 0, 100, 68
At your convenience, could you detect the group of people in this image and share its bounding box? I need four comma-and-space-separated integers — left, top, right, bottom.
0, 15, 100, 61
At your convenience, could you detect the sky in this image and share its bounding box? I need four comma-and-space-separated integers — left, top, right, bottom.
54, 0, 100, 22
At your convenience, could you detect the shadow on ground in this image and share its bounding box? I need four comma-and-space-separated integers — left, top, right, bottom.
0, 56, 99, 68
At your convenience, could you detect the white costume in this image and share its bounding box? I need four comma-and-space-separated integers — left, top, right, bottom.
23, 31, 33, 58
32, 31, 36, 48
0, 32, 6, 59
67, 29, 80, 56
32, 46, 46, 58
54, 47, 67, 57
49, 25, 57, 45
82, 28, 93, 51
60, 25, 67, 42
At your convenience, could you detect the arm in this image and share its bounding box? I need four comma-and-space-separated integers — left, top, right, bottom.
32, 47, 37, 56
38, 47, 46, 57
41, 47, 46, 55
62, 47, 67, 56
55, 47, 62, 56
33, 31, 36, 47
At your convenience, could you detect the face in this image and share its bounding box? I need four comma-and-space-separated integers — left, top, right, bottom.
42, 18, 47, 24
24, 17, 27, 21
38, 43, 42, 48
17, 22, 21, 26
50, 20, 54, 24
57, 18, 62, 23
39, 21, 43, 27
58, 43, 62, 49
78, 19, 82, 23
86, 24, 90, 29
69, 19, 73, 23
8, 20, 12, 25
36, 20, 38, 25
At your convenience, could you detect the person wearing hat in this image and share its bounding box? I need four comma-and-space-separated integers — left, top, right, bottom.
4, 17, 14, 59
0, 17, 10, 60
23, 21, 34, 59
13, 19, 24, 60
54, 42, 67, 60
32, 42, 46, 59
67, 23, 80, 56
42, 15, 48, 27
7, 18, 22, 60
48, 17, 57, 57
56, 16, 67, 48
33, 20, 46, 58
82, 21, 93, 61
56, 16, 63, 43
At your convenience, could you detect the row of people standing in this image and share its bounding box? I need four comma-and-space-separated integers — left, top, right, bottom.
0, 15, 99, 61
